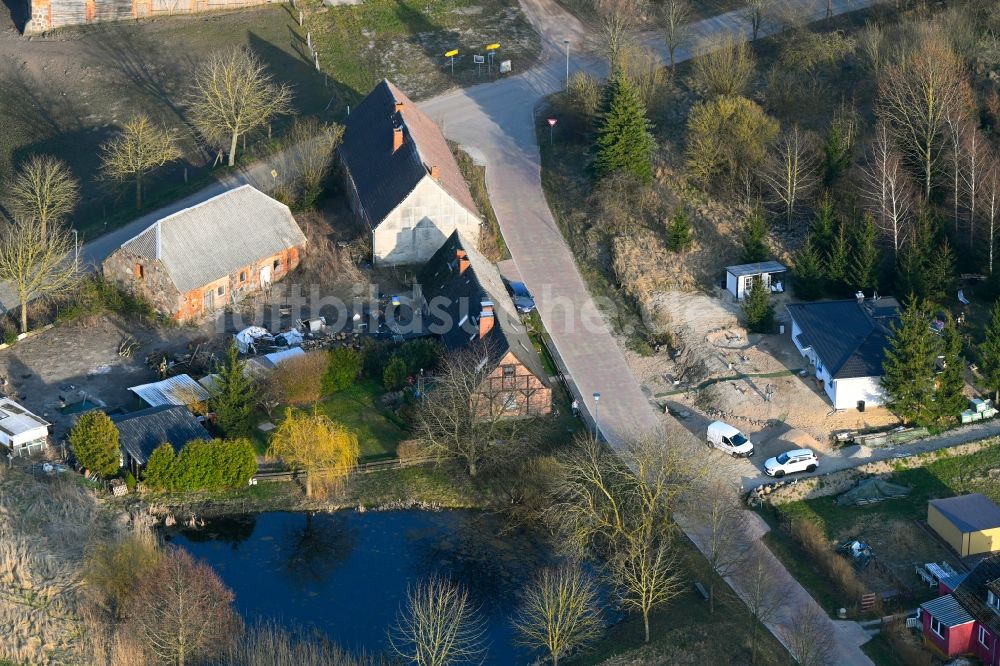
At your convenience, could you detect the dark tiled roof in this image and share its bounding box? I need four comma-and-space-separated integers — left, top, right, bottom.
953, 556, 1000, 638
726, 261, 787, 277
417, 231, 548, 384
786, 298, 899, 379
340, 80, 478, 227
921, 594, 975, 627
931, 494, 1000, 532
113, 405, 210, 466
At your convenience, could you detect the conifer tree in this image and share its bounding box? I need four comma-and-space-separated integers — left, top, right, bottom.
69, 411, 120, 477
850, 214, 880, 293
824, 221, 850, 295
882, 297, 937, 426
924, 238, 955, 305
935, 314, 967, 424
979, 301, 1000, 402
742, 280, 774, 333
594, 69, 655, 183
810, 192, 838, 256
666, 208, 692, 251
793, 238, 825, 300
211, 340, 258, 438
741, 207, 769, 263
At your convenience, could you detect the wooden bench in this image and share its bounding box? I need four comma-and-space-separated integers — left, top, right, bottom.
694, 581, 710, 601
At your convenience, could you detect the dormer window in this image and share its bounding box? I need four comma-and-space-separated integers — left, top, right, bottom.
989, 590, 1000, 613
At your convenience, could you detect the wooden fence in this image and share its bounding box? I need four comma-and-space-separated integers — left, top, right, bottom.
252, 455, 437, 483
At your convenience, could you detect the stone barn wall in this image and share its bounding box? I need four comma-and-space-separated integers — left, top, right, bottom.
26, 0, 280, 34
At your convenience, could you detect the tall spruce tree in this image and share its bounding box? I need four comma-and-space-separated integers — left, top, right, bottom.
211, 340, 258, 438
850, 214, 880, 293
935, 314, 967, 424
810, 192, 838, 256
666, 208, 692, 251
824, 221, 850, 295
881, 297, 938, 426
742, 279, 774, 333
742, 207, 769, 263
925, 238, 956, 305
793, 238, 825, 300
980, 301, 1000, 402
594, 69, 655, 183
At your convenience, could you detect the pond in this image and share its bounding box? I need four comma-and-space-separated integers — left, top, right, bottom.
165, 510, 570, 664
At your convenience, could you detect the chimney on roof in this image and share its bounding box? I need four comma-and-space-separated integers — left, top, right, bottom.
395, 101, 404, 113
392, 124, 404, 153
479, 300, 494, 339
430, 165, 440, 180
456, 249, 470, 275
855, 290, 865, 303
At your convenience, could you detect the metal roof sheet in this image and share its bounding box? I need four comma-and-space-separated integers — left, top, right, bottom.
120, 185, 306, 293
931, 494, 1000, 533
921, 594, 975, 627
128, 374, 211, 408
726, 261, 787, 277
262, 347, 305, 368
113, 405, 210, 466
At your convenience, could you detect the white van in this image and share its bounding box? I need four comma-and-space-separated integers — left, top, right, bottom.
706, 421, 755, 458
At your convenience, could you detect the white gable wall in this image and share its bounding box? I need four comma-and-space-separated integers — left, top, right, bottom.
830, 376, 887, 410
373, 176, 481, 266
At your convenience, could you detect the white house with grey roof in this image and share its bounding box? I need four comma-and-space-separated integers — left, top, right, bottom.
102, 185, 307, 321
340, 80, 481, 266
786, 296, 900, 410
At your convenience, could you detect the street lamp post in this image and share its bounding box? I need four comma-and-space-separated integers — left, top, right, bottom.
592, 392, 601, 439
564, 39, 570, 90
71, 229, 79, 266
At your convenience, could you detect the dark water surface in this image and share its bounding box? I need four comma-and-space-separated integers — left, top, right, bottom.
165, 510, 558, 664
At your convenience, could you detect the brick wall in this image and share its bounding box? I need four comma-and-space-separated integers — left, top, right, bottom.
103, 243, 303, 322
25, 0, 280, 34
477, 350, 551, 418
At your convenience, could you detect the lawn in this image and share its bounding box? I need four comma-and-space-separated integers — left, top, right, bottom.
253, 380, 409, 462
300, 0, 542, 101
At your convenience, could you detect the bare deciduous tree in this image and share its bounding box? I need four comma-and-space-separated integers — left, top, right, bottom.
0, 218, 80, 333
984, 160, 1000, 275
962, 127, 988, 246
780, 602, 836, 666
660, 0, 692, 69
610, 527, 684, 643
685, 477, 749, 614
189, 47, 293, 168
762, 125, 820, 225
945, 108, 970, 233
414, 342, 540, 477
742, 544, 788, 664
100, 114, 182, 210
3, 155, 79, 239
125, 547, 239, 666
744, 0, 768, 41
877, 30, 970, 199
272, 118, 345, 209
599, 8, 636, 69
512, 564, 602, 665
858, 21, 885, 73
690, 32, 756, 98
861, 122, 915, 255
389, 575, 487, 666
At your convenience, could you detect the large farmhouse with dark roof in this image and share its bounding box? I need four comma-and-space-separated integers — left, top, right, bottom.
340, 79, 481, 266
786, 296, 900, 410
417, 231, 550, 417
103, 185, 307, 322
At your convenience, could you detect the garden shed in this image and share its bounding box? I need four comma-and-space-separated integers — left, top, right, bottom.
725, 261, 787, 300
929, 494, 1000, 557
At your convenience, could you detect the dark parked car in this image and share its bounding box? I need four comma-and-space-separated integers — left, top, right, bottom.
506, 280, 535, 314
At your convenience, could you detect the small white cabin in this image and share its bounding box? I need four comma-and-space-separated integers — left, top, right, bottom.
0, 397, 49, 457
726, 261, 787, 300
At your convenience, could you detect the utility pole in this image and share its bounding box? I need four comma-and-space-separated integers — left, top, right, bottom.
564, 39, 570, 90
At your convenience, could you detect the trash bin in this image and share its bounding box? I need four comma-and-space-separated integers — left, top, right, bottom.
779, 324, 785, 335
857, 400, 866, 412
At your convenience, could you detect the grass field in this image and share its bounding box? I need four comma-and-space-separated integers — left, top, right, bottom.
252, 380, 408, 461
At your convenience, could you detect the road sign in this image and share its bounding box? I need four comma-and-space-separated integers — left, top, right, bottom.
547, 118, 557, 145
473, 54, 485, 64
444, 49, 459, 57
547, 118, 557, 127
486, 43, 500, 51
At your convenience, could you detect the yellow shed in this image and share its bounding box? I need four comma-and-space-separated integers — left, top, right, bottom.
928, 494, 1000, 557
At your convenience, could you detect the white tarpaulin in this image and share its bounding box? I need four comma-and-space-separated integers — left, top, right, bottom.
234, 326, 272, 353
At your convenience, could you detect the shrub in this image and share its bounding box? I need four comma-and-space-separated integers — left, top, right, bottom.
789, 518, 868, 606
686, 95, 778, 191
395, 339, 442, 375
124, 471, 137, 491
383, 356, 408, 390
143, 439, 256, 492
665, 208, 692, 252
57, 274, 156, 323
361, 339, 395, 380
69, 411, 120, 477
323, 347, 362, 394
269, 350, 328, 404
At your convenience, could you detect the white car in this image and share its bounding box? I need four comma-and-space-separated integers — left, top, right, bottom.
763, 449, 819, 478
706, 421, 755, 458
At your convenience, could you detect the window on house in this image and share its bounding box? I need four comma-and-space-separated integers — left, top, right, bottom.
990, 591, 1000, 613
980, 625, 990, 647
930, 616, 944, 638
273, 259, 280, 271
502, 365, 516, 378
502, 392, 518, 412
134, 264, 144, 279
217, 286, 224, 296
239, 271, 246, 283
